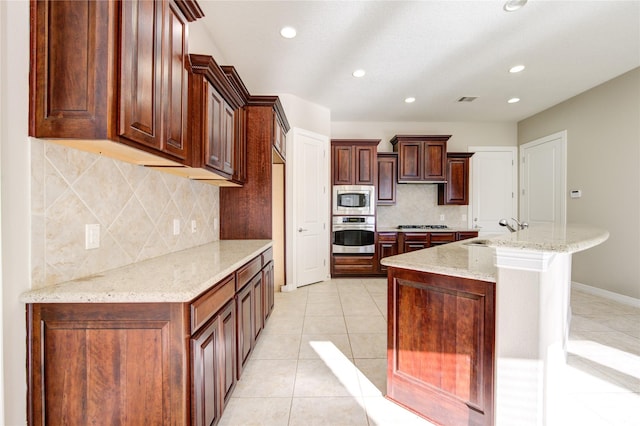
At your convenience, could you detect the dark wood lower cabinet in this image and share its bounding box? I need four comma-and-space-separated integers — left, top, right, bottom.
27, 248, 274, 426
387, 267, 495, 426
27, 303, 188, 426
331, 254, 377, 276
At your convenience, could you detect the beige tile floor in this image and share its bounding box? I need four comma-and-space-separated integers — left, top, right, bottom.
219, 278, 640, 426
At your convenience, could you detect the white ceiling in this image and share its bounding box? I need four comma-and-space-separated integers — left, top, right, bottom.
197, 1, 640, 123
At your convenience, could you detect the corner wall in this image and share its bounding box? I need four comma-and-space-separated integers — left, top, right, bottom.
1, 1, 29, 424
518, 68, 640, 299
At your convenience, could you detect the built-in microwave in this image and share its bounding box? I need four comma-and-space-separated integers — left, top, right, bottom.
332, 185, 375, 216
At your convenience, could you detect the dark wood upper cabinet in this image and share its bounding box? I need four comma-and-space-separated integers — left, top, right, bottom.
220, 96, 289, 239
29, 0, 204, 163
438, 152, 474, 205
331, 139, 379, 186
29, 0, 114, 139
391, 135, 450, 182
188, 55, 245, 179
376, 152, 398, 205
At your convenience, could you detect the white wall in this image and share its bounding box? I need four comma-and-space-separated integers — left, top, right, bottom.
1, 1, 29, 424
518, 68, 640, 299
279, 94, 331, 137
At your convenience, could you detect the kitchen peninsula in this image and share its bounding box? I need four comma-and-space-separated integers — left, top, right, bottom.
381, 224, 609, 426
21, 240, 274, 425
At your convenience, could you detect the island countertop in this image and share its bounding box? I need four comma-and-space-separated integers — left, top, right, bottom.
380, 223, 609, 282
20, 240, 272, 304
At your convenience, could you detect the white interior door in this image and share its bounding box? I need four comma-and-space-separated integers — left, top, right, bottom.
469, 147, 517, 236
284, 128, 330, 290
520, 131, 567, 226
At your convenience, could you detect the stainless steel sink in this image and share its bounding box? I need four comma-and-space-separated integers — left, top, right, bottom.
462, 239, 490, 247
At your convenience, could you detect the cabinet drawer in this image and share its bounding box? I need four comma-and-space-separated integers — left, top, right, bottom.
430, 232, 457, 244
237, 255, 262, 291
191, 274, 235, 333
458, 231, 479, 241
262, 247, 273, 265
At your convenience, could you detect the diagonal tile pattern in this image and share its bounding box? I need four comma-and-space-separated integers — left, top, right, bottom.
31, 139, 221, 288
221, 279, 640, 426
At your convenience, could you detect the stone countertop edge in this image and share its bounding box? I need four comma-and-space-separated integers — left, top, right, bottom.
20, 240, 273, 304
380, 224, 609, 282
377, 227, 479, 233
485, 223, 609, 254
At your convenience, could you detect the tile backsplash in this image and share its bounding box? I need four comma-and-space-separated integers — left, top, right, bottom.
377, 184, 469, 228
31, 139, 220, 288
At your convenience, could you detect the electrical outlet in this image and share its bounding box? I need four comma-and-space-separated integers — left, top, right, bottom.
439, 214, 445, 221
213, 218, 219, 230
173, 219, 180, 236
85, 224, 100, 250
191, 219, 197, 234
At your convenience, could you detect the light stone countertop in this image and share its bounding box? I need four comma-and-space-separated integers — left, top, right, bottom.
377, 226, 479, 233
381, 223, 609, 281
20, 240, 272, 304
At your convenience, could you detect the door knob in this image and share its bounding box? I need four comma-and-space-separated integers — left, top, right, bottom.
298, 227, 308, 232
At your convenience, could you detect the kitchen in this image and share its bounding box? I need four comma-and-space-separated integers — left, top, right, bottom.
2, 1, 640, 425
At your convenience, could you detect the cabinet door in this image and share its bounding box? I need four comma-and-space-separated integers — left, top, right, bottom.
262, 261, 275, 320
119, 0, 164, 150
377, 153, 397, 205
355, 146, 376, 185
423, 140, 447, 181
376, 232, 399, 273
222, 102, 235, 175
191, 316, 221, 426
236, 283, 253, 379
252, 273, 264, 342
29, 0, 112, 139
332, 145, 353, 185
27, 303, 187, 425
219, 302, 236, 408
401, 232, 430, 253
439, 153, 473, 205
397, 142, 422, 182
163, 0, 190, 160
205, 84, 225, 172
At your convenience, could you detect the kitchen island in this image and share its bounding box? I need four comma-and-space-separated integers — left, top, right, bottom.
21, 240, 274, 426
381, 224, 608, 426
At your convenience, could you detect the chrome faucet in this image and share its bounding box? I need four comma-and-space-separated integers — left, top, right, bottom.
499, 218, 529, 233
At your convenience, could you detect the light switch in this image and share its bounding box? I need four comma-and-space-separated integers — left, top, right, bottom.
173, 219, 180, 235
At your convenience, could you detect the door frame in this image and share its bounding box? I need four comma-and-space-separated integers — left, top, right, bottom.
283, 127, 330, 292
519, 131, 567, 226
467, 146, 518, 232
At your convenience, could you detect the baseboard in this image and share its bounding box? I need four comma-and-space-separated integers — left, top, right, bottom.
572, 281, 640, 308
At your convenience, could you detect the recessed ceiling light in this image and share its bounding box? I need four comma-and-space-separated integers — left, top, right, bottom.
509, 64, 525, 73
507, 97, 521, 104
352, 69, 366, 78
280, 26, 297, 39
503, 0, 527, 12
404, 97, 416, 103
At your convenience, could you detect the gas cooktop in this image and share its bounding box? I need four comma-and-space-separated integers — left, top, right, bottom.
397, 225, 449, 229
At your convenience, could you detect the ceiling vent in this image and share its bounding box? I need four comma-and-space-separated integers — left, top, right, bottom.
457, 96, 478, 102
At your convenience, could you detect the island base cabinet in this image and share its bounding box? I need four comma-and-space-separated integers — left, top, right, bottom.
26, 303, 188, 426
386, 267, 496, 426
